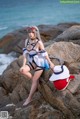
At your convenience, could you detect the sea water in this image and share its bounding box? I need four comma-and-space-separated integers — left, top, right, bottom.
0, 52, 17, 75
0, 0, 80, 38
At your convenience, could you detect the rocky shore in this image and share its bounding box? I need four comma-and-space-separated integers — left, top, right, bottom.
0, 22, 80, 119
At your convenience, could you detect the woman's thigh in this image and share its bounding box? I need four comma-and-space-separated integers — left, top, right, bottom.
32, 68, 43, 81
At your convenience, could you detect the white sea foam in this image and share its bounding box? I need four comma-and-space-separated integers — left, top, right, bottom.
0, 52, 17, 75
0, 26, 8, 31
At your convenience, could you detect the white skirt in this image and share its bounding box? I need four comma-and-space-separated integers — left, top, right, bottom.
33, 55, 50, 70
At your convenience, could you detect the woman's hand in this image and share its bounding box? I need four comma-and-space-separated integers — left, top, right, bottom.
20, 66, 25, 73
50, 62, 54, 70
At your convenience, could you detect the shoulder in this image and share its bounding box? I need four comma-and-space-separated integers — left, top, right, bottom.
38, 40, 45, 50
38, 40, 44, 46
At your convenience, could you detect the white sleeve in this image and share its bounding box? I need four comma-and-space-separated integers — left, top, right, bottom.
23, 48, 28, 56
41, 51, 48, 57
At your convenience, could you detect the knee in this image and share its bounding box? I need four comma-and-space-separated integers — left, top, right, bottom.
20, 68, 26, 74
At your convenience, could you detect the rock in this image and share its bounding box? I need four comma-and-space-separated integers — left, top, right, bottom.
57, 22, 80, 30
68, 62, 80, 74
13, 100, 63, 119
38, 77, 80, 119
37, 110, 62, 119
75, 89, 80, 103
38, 79, 75, 119
0, 24, 80, 118
9, 79, 31, 103
67, 74, 80, 94
1, 69, 31, 103
0, 96, 12, 108
55, 25, 80, 45
0, 41, 80, 104
46, 41, 80, 63
46, 41, 80, 74
60, 89, 80, 117
0, 104, 16, 117
1, 69, 20, 92
38, 22, 80, 42
0, 87, 7, 97
0, 28, 27, 54
1, 22, 80, 54
38, 25, 63, 42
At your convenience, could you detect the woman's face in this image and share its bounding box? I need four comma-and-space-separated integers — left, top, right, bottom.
29, 32, 36, 40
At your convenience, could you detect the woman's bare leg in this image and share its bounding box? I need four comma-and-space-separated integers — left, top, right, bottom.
23, 69, 43, 106
20, 65, 32, 79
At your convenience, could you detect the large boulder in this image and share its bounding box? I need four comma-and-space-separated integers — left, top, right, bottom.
0, 28, 27, 54
55, 25, 80, 45
46, 41, 80, 74
38, 25, 63, 42
39, 22, 80, 42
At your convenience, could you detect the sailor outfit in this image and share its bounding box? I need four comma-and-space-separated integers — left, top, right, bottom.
23, 39, 50, 71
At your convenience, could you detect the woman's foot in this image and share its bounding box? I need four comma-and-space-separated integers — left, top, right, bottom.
23, 98, 31, 106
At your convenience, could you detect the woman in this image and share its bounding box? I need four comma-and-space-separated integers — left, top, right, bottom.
20, 26, 54, 106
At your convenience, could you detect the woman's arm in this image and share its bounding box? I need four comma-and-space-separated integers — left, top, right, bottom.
22, 48, 28, 66
23, 55, 27, 66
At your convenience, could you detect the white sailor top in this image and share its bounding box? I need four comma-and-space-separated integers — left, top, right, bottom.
23, 39, 50, 70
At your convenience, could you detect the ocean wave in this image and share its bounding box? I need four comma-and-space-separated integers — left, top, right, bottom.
0, 52, 17, 75
0, 26, 8, 31
22, 25, 28, 27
